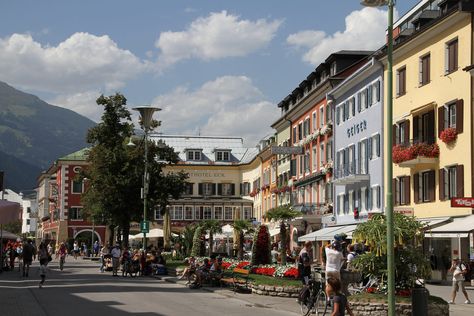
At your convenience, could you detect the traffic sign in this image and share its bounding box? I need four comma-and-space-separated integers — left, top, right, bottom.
140, 221, 150, 233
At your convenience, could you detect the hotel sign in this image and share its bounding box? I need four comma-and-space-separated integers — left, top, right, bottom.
451, 198, 474, 207
271, 146, 303, 155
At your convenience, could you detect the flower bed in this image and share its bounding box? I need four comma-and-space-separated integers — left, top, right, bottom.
392, 143, 439, 163
440, 127, 457, 144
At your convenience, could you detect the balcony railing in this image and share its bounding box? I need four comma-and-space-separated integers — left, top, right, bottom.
392, 141, 439, 167
333, 160, 370, 184
293, 203, 331, 217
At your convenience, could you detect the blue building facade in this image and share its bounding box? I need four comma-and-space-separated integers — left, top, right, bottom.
328, 58, 384, 226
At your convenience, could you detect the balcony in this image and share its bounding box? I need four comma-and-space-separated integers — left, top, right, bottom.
333, 160, 370, 185
393, 141, 439, 168
292, 203, 332, 218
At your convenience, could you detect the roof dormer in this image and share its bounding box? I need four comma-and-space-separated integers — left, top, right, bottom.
214, 149, 231, 162
184, 148, 203, 161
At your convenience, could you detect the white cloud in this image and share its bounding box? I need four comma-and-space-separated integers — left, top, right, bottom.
155, 11, 282, 68
287, 7, 396, 65
48, 90, 103, 122
0, 32, 147, 94
152, 76, 278, 146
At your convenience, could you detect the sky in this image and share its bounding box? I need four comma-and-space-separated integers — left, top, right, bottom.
0, 0, 419, 146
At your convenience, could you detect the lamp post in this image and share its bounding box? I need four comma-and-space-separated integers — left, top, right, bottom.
132, 106, 161, 251
360, 1, 394, 315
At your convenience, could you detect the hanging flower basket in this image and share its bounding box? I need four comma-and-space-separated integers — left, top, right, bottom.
439, 127, 457, 144
392, 143, 439, 163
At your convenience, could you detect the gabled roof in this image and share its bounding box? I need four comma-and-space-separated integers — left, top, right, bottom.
58, 148, 90, 161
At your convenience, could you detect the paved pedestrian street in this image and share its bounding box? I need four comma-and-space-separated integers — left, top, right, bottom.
0, 259, 300, 316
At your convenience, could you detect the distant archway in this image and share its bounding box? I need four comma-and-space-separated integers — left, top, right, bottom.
74, 229, 102, 245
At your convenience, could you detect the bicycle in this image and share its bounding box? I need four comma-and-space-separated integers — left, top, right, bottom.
299, 268, 328, 316
347, 276, 379, 295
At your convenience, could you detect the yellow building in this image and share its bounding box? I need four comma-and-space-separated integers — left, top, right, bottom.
381, 0, 474, 268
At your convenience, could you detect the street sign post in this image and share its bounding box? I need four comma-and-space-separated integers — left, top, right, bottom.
140, 221, 150, 233
451, 198, 474, 207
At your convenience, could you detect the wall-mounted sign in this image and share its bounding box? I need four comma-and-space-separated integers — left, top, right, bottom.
394, 207, 414, 216
451, 198, 474, 207
271, 146, 303, 155
347, 120, 367, 138
189, 172, 225, 178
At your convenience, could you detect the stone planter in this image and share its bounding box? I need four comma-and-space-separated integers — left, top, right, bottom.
349, 301, 448, 316
250, 284, 302, 298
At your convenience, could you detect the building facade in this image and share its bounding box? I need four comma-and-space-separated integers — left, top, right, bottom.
329, 58, 384, 226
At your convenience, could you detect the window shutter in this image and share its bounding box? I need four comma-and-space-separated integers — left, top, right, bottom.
456, 164, 464, 197
404, 120, 410, 144
413, 116, 419, 143
376, 134, 380, 157
358, 142, 362, 173
364, 139, 369, 172
189, 183, 194, 195
365, 88, 369, 109
231, 183, 235, 196
351, 97, 356, 117
419, 58, 423, 85
428, 170, 435, 202
368, 85, 373, 106
198, 183, 203, 195
456, 99, 463, 134
376, 80, 381, 102
438, 106, 445, 137
392, 124, 397, 145
240, 183, 243, 195
393, 178, 399, 206
357, 93, 362, 112
404, 176, 411, 205
336, 107, 340, 125
445, 43, 449, 74
396, 71, 400, 96
414, 173, 419, 203
368, 136, 373, 160
426, 110, 435, 144
439, 169, 445, 201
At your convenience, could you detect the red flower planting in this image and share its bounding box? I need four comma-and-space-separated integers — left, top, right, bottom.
392, 143, 439, 163
440, 127, 457, 144
236, 261, 251, 269
252, 267, 276, 276
221, 262, 231, 270
283, 267, 299, 278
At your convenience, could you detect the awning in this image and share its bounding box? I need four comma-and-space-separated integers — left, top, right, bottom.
417, 217, 451, 229
298, 225, 357, 242
424, 215, 474, 238
269, 228, 280, 237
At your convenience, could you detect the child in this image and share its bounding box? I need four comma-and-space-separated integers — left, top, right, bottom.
326, 277, 354, 316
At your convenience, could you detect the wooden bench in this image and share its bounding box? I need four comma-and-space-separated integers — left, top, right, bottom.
221, 268, 251, 292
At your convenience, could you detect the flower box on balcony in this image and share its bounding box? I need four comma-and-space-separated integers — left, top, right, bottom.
439, 127, 457, 144
392, 142, 439, 165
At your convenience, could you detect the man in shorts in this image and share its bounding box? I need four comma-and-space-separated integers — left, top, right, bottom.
449, 257, 471, 304
22, 239, 36, 277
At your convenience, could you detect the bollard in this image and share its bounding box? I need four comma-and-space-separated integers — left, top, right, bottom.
412, 287, 429, 316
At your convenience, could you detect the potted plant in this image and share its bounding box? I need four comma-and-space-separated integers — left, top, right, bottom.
439, 127, 457, 144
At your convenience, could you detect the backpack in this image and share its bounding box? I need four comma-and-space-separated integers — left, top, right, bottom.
460, 262, 470, 276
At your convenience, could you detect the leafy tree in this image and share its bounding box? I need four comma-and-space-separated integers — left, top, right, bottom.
190, 225, 204, 257
181, 224, 197, 257
232, 219, 253, 260
202, 219, 223, 257
82, 93, 187, 247
3, 219, 21, 235
264, 206, 301, 264
352, 213, 431, 290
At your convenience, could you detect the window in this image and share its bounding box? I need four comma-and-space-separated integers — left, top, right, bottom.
395, 176, 410, 206
312, 112, 317, 130
360, 187, 366, 211
243, 207, 252, 220
221, 183, 233, 196
359, 140, 368, 174
298, 123, 303, 141
338, 194, 344, 215
330, 62, 337, 76
154, 208, 163, 220
416, 170, 435, 203
372, 186, 381, 210
202, 183, 214, 196
27, 207, 31, 213
187, 150, 201, 161
414, 110, 435, 144
336, 106, 341, 125
216, 151, 230, 161
224, 207, 233, 220
202, 206, 212, 219
304, 118, 310, 137
326, 104, 332, 124
325, 182, 332, 203
419, 54, 430, 86
194, 206, 202, 220
446, 39, 458, 74
26, 219, 30, 225
395, 120, 408, 145
183, 182, 193, 195
241, 182, 250, 196
69, 207, 83, 220
397, 67, 406, 96
349, 97, 355, 118
320, 143, 325, 167
320, 107, 324, 127
312, 147, 317, 170
214, 206, 223, 220
447, 167, 457, 199
441, 165, 464, 200
184, 206, 194, 220
299, 156, 304, 175
344, 100, 349, 121
372, 81, 380, 103
326, 140, 333, 162
422, 173, 430, 202
72, 180, 83, 194
293, 127, 297, 143
304, 151, 310, 173
360, 89, 367, 109
371, 134, 380, 159
445, 103, 456, 128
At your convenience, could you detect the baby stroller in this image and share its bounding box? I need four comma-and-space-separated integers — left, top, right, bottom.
103, 254, 113, 271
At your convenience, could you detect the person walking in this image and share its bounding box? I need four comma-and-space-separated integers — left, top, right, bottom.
22, 239, 36, 277
111, 243, 121, 276
58, 242, 67, 271
448, 258, 471, 304
298, 241, 313, 285
73, 241, 79, 260
99, 243, 109, 273
38, 242, 50, 288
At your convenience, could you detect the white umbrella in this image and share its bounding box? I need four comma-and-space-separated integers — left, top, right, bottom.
131, 228, 177, 239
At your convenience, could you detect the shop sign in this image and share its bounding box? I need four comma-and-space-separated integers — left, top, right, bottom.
271, 146, 303, 155
394, 207, 414, 216
451, 198, 474, 207
347, 120, 367, 138
189, 171, 225, 178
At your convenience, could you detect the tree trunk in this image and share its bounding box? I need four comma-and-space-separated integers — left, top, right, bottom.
280, 223, 287, 265
122, 222, 130, 248
163, 210, 171, 250
108, 224, 115, 246
238, 231, 244, 260
209, 232, 214, 257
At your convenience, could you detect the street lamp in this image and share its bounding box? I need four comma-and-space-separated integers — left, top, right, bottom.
360, 1, 395, 315
132, 105, 161, 251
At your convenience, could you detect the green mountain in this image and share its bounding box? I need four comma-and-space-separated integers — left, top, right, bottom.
0, 81, 95, 191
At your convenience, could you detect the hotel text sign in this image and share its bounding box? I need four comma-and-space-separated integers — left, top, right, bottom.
451, 198, 474, 207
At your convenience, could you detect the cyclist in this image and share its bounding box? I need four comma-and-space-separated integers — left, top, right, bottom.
121, 247, 131, 277
58, 242, 67, 271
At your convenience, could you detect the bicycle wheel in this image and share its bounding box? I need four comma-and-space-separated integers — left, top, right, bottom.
315, 290, 328, 316
299, 294, 313, 316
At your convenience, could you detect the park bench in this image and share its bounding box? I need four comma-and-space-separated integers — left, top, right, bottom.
221, 268, 251, 293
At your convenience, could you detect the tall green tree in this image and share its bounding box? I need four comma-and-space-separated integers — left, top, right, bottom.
190, 225, 204, 257
232, 219, 253, 260
202, 219, 223, 257
82, 93, 187, 247
264, 206, 301, 265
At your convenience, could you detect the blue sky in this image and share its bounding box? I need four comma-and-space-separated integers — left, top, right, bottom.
0, 0, 419, 145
